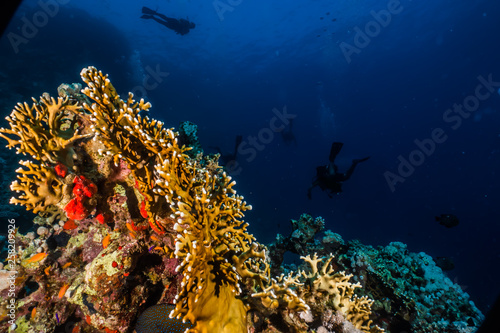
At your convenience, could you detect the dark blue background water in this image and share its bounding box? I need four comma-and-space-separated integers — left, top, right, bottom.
1, 0, 499, 312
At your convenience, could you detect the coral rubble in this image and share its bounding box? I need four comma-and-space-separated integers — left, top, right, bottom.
0, 68, 482, 333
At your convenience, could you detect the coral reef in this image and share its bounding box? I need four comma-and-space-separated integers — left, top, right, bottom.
298, 253, 377, 332
268, 214, 326, 275
178, 121, 203, 158
269, 214, 484, 332
0, 68, 481, 333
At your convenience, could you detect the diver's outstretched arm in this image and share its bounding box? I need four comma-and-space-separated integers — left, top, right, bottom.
307, 179, 319, 199
232, 135, 243, 159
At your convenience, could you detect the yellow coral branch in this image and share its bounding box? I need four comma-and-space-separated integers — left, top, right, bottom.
0, 95, 88, 167
299, 253, 382, 332
9, 160, 68, 214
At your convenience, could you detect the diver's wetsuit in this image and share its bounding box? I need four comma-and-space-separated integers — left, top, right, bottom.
212, 135, 243, 166
141, 7, 195, 35
281, 118, 297, 146
308, 142, 369, 198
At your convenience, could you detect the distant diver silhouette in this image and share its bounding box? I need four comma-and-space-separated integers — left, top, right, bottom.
211, 135, 243, 166
141, 6, 195, 35
307, 142, 370, 199
281, 118, 297, 147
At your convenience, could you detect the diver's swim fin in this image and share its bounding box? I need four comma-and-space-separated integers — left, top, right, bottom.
329, 142, 343, 162
142, 6, 157, 15
233, 135, 243, 158
235, 135, 243, 148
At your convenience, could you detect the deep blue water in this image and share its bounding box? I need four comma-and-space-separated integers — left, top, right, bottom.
1, 0, 499, 312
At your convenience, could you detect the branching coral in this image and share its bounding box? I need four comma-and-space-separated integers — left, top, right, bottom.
79, 66, 184, 233
9, 160, 69, 215
0, 95, 89, 168
154, 146, 310, 331
163, 163, 256, 332
251, 271, 308, 312
299, 253, 383, 333
0, 93, 91, 222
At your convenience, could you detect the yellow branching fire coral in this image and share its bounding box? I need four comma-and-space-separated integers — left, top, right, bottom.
299, 253, 383, 332
149, 118, 309, 331
77, 67, 314, 333
0, 95, 90, 168
0, 66, 383, 333
251, 271, 309, 312
9, 160, 69, 214
79, 66, 181, 233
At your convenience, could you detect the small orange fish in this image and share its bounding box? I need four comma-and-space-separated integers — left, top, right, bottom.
126, 223, 137, 239
104, 328, 118, 333
62, 262, 72, 269
126, 222, 137, 233
151, 235, 159, 242
26, 252, 48, 264
15, 275, 27, 285
44, 266, 51, 275
58, 283, 69, 299
102, 235, 111, 249
63, 219, 78, 230
31, 307, 36, 320
71, 324, 81, 333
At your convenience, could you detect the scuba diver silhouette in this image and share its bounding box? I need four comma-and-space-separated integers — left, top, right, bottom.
211, 135, 243, 166
141, 7, 195, 35
281, 118, 297, 147
307, 142, 370, 199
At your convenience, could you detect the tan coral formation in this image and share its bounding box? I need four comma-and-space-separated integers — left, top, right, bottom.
79, 66, 180, 233
299, 253, 383, 332
9, 160, 69, 214
0, 95, 89, 168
